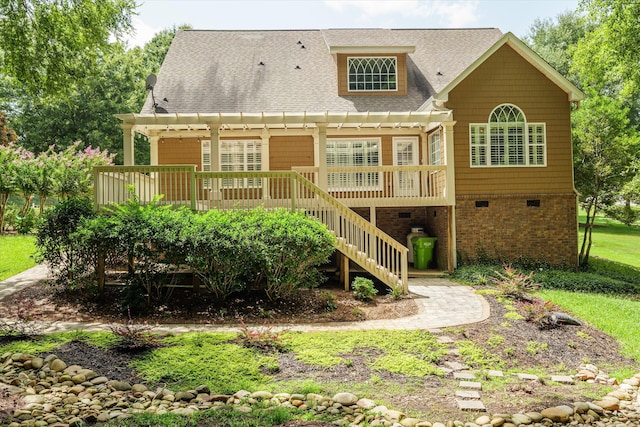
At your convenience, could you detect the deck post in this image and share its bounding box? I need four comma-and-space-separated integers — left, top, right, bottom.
121, 124, 135, 166
316, 124, 328, 191
190, 167, 197, 211
443, 121, 457, 270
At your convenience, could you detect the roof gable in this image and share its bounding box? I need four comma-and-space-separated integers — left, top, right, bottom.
425, 32, 584, 107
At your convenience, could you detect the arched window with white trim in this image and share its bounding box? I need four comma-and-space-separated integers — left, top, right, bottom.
469, 104, 546, 167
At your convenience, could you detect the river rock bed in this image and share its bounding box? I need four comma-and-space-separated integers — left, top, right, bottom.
1, 351, 639, 427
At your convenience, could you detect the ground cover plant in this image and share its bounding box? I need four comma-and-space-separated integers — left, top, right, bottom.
0, 234, 36, 280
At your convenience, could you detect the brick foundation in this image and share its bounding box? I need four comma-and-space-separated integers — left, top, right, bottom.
353, 207, 450, 271
455, 193, 578, 267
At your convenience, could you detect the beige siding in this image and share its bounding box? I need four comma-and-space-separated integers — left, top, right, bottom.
447, 45, 574, 196
269, 135, 314, 170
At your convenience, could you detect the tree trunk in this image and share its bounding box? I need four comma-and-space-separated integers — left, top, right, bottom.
579, 195, 598, 268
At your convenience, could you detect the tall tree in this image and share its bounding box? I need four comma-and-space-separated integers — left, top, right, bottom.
573, 94, 639, 266
573, 0, 640, 98
527, 6, 640, 266
3, 26, 185, 163
0, 0, 136, 97
524, 11, 593, 87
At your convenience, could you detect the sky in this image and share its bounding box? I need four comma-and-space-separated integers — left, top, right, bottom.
127, 0, 581, 47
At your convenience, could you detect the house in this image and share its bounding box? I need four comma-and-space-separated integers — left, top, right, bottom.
99, 28, 584, 291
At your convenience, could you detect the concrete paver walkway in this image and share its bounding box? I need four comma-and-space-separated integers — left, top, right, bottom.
0, 265, 490, 333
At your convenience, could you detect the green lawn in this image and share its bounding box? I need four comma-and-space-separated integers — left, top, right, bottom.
0, 234, 37, 281
578, 211, 640, 268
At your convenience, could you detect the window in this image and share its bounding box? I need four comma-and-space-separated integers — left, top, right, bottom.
429, 131, 441, 165
469, 104, 546, 167
202, 140, 262, 188
393, 137, 419, 197
327, 138, 381, 190
348, 57, 397, 92
202, 140, 212, 189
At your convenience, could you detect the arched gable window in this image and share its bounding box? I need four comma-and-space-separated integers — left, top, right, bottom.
469, 104, 546, 167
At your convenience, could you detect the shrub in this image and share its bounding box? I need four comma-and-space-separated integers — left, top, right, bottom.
109, 313, 161, 352
489, 263, 539, 301
87, 191, 193, 308
247, 209, 335, 301
185, 210, 259, 301
237, 321, 289, 353
35, 197, 96, 287
352, 276, 378, 301
518, 300, 559, 330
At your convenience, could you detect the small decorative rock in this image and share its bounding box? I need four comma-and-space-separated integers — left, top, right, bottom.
49, 359, 66, 372
333, 392, 358, 406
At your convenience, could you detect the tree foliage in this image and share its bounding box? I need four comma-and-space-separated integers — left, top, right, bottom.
527, 4, 640, 266
573, 0, 640, 98
0, 0, 136, 97
525, 11, 593, 87
1, 25, 186, 164
573, 94, 639, 265
0, 111, 17, 145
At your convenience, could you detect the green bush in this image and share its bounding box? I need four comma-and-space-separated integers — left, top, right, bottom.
453, 260, 640, 295
352, 276, 378, 301
35, 197, 96, 287
86, 193, 193, 309
185, 210, 259, 301
247, 209, 335, 301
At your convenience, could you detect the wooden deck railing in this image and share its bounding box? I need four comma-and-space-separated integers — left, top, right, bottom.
93, 166, 409, 291
293, 165, 448, 207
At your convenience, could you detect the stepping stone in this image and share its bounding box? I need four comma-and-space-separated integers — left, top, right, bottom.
455, 390, 481, 399
517, 373, 539, 381
551, 375, 575, 384
456, 399, 486, 411
444, 361, 469, 371
448, 349, 460, 356
487, 370, 504, 377
459, 381, 482, 390
437, 336, 455, 344
454, 372, 476, 380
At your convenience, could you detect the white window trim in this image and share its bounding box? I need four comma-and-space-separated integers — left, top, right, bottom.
429, 130, 441, 166
469, 104, 547, 168
392, 136, 420, 197
219, 139, 262, 188
347, 56, 398, 92
327, 137, 382, 191
201, 140, 212, 189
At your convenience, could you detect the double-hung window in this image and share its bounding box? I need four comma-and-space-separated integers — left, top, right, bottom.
429, 130, 441, 165
348, 57, 397, 92
221, 140, 261, 188
327, 138, 381, 191
469, 104, 546, 167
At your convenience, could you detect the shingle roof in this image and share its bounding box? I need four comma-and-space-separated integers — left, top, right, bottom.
141, 28, 503, 114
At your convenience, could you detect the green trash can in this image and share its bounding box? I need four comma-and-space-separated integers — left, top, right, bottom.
412, 237, 437, 270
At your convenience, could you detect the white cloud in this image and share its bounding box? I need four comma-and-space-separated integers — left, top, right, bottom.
125, 16, 163, 48
324, 0, 480, 28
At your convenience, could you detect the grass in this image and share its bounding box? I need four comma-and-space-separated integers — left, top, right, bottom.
578, 210, 640, 268
538, 289, 640, 361
0, 234, 37, 280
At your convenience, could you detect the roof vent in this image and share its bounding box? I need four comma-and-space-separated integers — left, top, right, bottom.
258, 61, 265, 66
297, 40, 302, 44
436, 71, 443, 76
301, 45, 305, 49
295, 65, 301, 69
